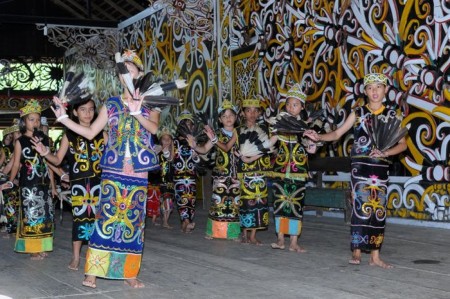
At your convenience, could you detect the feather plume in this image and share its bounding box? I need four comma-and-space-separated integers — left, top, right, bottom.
176, 112, 214, 145
133, 72, 187, 108
238, 126, 274, 157
268, 112, 309, 134
58, 67, 92, 105
115, 52, 135, 96
367, 114, 408, 152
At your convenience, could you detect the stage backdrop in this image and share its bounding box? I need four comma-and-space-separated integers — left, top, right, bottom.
63, 1, 448, 222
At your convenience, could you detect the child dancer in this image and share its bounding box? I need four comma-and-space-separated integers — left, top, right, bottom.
158, 127, 175, 229
188, 100, 241, 240
267, 84, 316, 252
236, 98, 271, 245
305, 73, 407, 268
173, 110, 199, 233
33, 98, 105, 270
1, 100, 55, 260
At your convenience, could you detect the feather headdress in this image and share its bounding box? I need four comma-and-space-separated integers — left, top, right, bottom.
367, 113, 408, 152
115, 52, 187, 108
58, 66, 92, 106
134, 73, 187, 108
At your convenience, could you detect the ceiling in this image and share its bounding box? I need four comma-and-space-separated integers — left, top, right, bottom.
0, 0, 148, 59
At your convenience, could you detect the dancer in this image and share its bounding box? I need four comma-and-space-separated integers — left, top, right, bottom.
51, 49, 160, 288
305, 73, 407, 269
267, 84, 316, 252
0, 120, 21, 236
173, 110, 199, 233
1, 100, 55, 260
158, 127, 175, 229
188, 100, 241, 240
235, 98, 271, 245
33, 98, 105, 271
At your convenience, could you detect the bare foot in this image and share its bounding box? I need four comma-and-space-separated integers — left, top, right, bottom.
249, 238, 263, 246
124, 278, 145, 288
30, 253, 44, 260
289, 245, 306, 253
39, 252, 49, 258
241, 234, 249, 244
162, 224, 173, 229
82, 276, 97, 289
369, 258, 393, 269
349, 255, 361, 265
68, 258, 79, 271
271, 243, 285, 250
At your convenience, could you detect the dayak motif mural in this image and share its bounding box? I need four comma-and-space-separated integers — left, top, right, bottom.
225, 0, 450, 221
45, 0, 449, 221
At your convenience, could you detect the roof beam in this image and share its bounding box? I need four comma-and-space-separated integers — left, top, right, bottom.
90, 3, 118, 21
103, 0, 133, 18
0, 14, 117, 27
127, 0, 147, 12
50, 0, 87, 19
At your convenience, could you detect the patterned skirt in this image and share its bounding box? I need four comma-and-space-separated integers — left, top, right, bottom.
15, 184, 53, 253
71, 176, 101, 241
350, 158, 390, 251
146, 183, 161, 217
205, 175, 241, 239
239, 172, 269, 230
3, 186, 19, 234
85, 169, 148, 279
160, 182, 174, 214
174, 176, 196, 222
272, 177, 305, 236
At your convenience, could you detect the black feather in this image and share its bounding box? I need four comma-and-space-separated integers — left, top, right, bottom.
58, 69, 92, 105
367, 114, 408, 152
269, 112, 309, 134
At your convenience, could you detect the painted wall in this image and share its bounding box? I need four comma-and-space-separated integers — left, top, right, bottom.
116, 1, 449, 221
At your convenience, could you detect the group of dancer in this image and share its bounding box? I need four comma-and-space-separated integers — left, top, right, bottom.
0, 47, 407, 290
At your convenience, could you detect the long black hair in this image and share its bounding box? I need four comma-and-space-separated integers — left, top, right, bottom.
69, 98, 98, 124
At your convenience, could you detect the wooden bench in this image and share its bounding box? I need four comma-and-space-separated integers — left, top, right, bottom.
305, 157, 352, 223
305, 187, 352, 223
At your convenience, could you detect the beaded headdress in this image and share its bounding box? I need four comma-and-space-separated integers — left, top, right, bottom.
286, 83, 306, 103
20, 99, 42, 118
241, 98, 261, 108
218, 99, 239, 114
121, 49, 144, 71
176, 109, 194, 124
3, 118, 19, 135
364, 73, 388, 87
157, 126, 175, 139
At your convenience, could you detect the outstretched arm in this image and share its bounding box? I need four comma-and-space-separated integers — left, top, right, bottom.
304, 111, 355, 142
52, 96, 108, 140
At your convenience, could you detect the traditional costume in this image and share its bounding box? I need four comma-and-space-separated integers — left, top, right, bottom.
205, 100, 241, 239
84, 51, 159, 279
271, 84, 309, 236
158, 127, 175, 221
173, 110, 198, 225
15, 100, 54, 253
236, 99, 271, 230
65, 129, 104, 242
2, 120, 20, 234
350, 73, 404, 251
